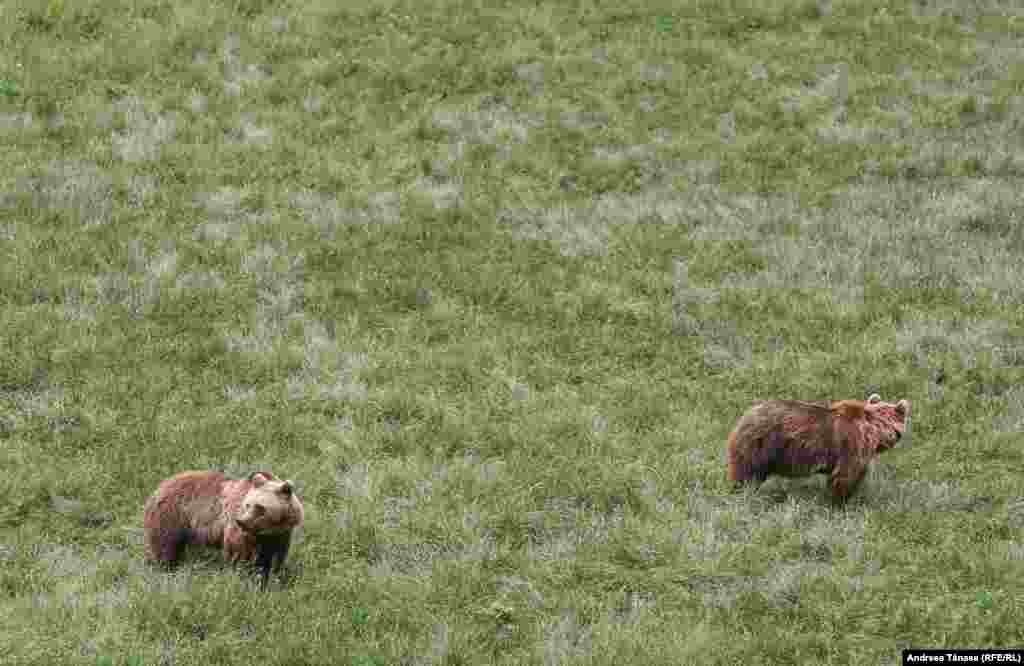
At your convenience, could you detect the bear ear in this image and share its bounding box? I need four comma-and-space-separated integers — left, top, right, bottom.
867, 394, 881, 404
249, 472, 272, 487
896, 399, 910, 415
280, 481, 293, 496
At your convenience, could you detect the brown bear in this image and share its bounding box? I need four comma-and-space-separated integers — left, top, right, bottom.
143, 470, 304, 587
727, 394, 911, 503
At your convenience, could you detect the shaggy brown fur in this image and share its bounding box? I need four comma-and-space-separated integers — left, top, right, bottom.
143, 470, 304, 587
727, 394, 911, 503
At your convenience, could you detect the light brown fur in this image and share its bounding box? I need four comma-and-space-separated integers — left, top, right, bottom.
727, 394, 911, 503
143, 470, 304, 586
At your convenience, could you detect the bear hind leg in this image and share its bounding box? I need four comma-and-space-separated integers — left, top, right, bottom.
729, 431, 782, 491
729, 451, 770, 488
148, 527, 193, 567
729, 465, 769, 492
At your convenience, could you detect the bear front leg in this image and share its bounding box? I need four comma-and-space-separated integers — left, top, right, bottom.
254, 533, 293, 589
223, 530, 256, 566
829, 464, 866, 504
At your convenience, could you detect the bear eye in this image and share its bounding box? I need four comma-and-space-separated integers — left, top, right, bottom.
252, 504, 266, 516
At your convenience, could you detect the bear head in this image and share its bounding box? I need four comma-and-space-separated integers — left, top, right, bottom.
864, 393, 911, 452
234, 472, 305, 534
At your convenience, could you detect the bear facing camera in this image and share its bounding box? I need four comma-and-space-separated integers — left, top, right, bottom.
143, 470, 305, 588
727, 394, 911, 503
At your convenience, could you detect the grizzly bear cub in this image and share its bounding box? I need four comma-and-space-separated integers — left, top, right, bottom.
144, 470, 305, 587
727, 394, 911, 503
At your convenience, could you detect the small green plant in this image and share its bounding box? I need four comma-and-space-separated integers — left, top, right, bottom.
95, 656, 144, 666
350, 657, 386, 666
351, 606, 371, 627
0, 79, 18, 97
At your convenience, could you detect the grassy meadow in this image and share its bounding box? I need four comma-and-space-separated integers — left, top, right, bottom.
2, 0, 1024, 663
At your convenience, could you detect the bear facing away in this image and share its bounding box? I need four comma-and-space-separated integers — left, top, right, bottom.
727, 394, 911, 503
144, 470, 304, 587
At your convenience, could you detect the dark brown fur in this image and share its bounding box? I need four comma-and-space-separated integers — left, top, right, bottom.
143, 470, 304, 587
727, 394, 911, 503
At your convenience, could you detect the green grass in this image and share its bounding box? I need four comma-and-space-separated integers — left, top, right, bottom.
2, 0, 1023, 663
